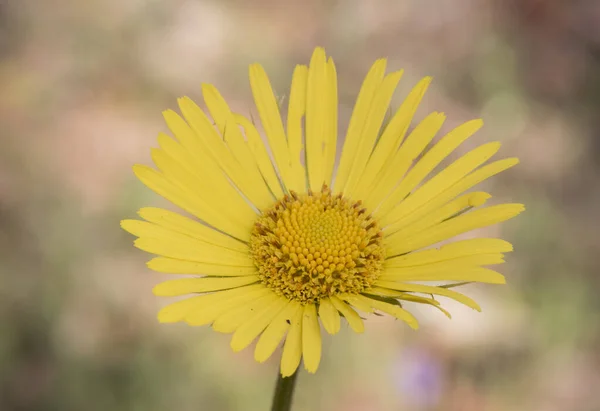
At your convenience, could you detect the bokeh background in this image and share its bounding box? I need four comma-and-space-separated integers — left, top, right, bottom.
2, 1, 600, 410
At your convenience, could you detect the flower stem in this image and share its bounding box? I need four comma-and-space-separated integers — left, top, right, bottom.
270, 369, 298, 411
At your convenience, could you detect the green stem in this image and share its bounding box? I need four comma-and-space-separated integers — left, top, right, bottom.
270, 369, 299, 411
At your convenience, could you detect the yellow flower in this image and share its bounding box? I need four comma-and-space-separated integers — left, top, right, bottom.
121, 47, 524, 377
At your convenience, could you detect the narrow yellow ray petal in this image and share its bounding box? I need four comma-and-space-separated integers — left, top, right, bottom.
185, 285, 270, 326
378, 119, 483, 216
280, 307, 303, 377
385, 238, 513, 268
384, 253, 506, 274
255, 301, 302, 363
212, 291, 280, 333
147, 257, 257, 276
344, 70, 404, 196
377, 158, 520, 233
323, 57, 338, 184
201, 83, 230, 133
364, 112, 446, 211
330, 295, 365, 333
367, 287, 441, 304
121, 220, 252, 265
175, 97, 232, 164
201, 85, 275, 207
153, 276, 259, 297
385, 191, 490, 239
163, 108, 249, 202
440, 238, 514, 255
306, 47, 328, 191
231, 296, 288, 352
381, 266, 506, 284
334, 58, 387, 194
353, 77, 432, 200
318, 298, 341, 335
177, 97, 270, 208
132, 165, 249, 241
286, 65, 308, 192
375, 281, 481, 311
150, 148, 252, 229
396, 295, 451, 318
390, 204, 525, 255
138, 207, 248, 252
162, 109, 207, 162
364, 287, 451, 318
157, 295, 206, 323
339, 294, 375, 314
222, 118, 274, 210
155, 133, 257, 222
133, 237, 251, 266
236, 114, 285, 198
302, 304, 321, 374
379, 141, 502, 225
355, 294, 419, 329
249, 63, 294, 190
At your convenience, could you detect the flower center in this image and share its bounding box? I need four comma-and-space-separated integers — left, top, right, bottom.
250, 186, 385, 304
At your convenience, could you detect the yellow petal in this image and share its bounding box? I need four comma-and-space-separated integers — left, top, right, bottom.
330, 295, 365, 333
201, 83, 230, 133
121, 220, 253, 266
177, 97, 270, 208
334, 58, 387, 194
389, 204, 525, 255
150, 147, 252, 230
201, 95, 275, 209
339, 294, 375, 314
318, 298, 341, 335
344, 70, 404, 196
364, 112, 445, 211
377, 158, 520, 233
147, 257, 257, 276
137, 207, 248, 253
384, 253, 506, 273
367, 288, 453, 319
286, 65, 309, 192
235, 114, 286, 199
306, 47, 328, 191
378, 119, 483, 216
379, 141, 502, 225
354, 294, 419, 329
375, 281, 481, 311
230, 296, 288, 352
155, 133, 256, 222
212, 291, 280, 333
157, 295, 206, 323
153, 276, 259, 297
223, 118, 275, 209
280, 307, 303, 377
353, 77, 432, 200
249, 64, 294, 191
255, 301, 302, 363
132, 165, 249, 241
301, 304, 321, 374
185, 284, 270, 326
380, 266, 506, 284
323, 58, 338, 184
385, 191, 491, 239
385, 238, 513, 268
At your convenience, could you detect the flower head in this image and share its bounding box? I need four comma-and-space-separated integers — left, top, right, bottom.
121, 48, 524, 376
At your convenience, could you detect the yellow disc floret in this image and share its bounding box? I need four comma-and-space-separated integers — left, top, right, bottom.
250, 185, 385, 304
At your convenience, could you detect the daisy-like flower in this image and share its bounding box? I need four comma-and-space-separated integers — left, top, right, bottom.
121, 48, 523, 377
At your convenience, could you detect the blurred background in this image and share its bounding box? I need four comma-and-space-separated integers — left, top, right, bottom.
2, 0, 600, 410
